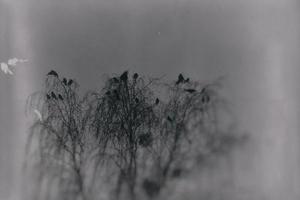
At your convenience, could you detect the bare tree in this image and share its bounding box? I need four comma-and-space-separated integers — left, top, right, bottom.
25, 71, 246, 200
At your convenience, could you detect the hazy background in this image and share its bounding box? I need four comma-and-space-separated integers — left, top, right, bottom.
1, 0, 300, 199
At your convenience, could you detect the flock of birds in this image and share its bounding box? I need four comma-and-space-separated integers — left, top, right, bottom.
2, 64, 210, 124
31, 70, 74, 122
102, 71, 210, 125
46, 70, 74, 101
0, 58, 28, 75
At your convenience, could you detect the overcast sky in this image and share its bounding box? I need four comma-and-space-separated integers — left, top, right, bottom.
1, 0, 300, 199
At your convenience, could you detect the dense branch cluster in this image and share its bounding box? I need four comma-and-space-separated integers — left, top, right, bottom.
25, 70, 244, 200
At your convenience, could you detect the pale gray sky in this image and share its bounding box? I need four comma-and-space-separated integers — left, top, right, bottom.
1, 0, 300, 199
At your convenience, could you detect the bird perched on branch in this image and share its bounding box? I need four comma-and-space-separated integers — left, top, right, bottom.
120, 71, 128, 82
133, 73, 139, 80
184, 89, 196, 93
68, 79, 73, 86
135, 97, 139, 103
58, 94, 64, 101
176, 73, 184, 85
167, 116, 173, 122
155, 98, 159, 105
62, 78, 67, 85
46, 94, 51, 100
47, 70, 58, 77
51, 92, 57, 100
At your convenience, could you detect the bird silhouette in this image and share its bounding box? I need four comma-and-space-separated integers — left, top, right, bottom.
184, 89, 196, 93
47, 70, 58, 77
1, 62, 13, 75
133, 73, 139, 80
167, 116, 173, 122
62, 78, 67, 85
34, 109, 43, 122
176, 73, 184, 85
51, 92, 57, 100
120, 71, 128, 82
68, 79, 73, 86
58, 94, 64, 101
135, 97, 139, 103
46, 94, 51, 100
155, 98, 159, 105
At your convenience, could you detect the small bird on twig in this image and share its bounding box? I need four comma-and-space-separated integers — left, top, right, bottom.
167, 116, 173, 122
51, 92, 57, 100
58, 94, 64, 101
46, 94, 51, 100
133, 73, 139, 80
47, 70, 58, 77
67, 79, 73, 86
62, 78, 68, 85
176, 73, 184, 85
155, 98, 159, 105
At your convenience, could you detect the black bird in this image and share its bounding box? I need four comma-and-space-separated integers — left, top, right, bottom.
155, 98, 159, 105
47, 70, 58, 77
135, 97, 139, 103
58, 94, 64, 101
120, 71, 128, 82
175, 73, 184, 85
184, 78, 190, 83
133, 73, 139, 80
67, 79, 73, 86
62, 78, 67, 85
51, 92, 57, 100
184, 89, 196, 93
46, 94, 51, 100
167, 116, 173, 122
